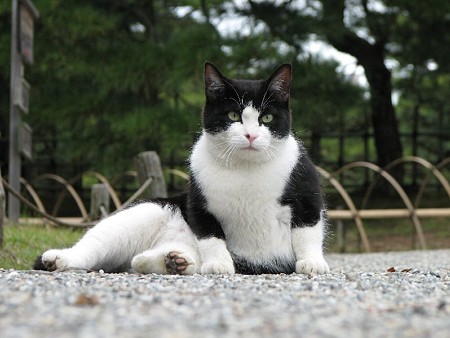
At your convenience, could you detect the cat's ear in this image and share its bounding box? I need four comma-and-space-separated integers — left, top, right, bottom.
204, 62, 226, 101
267, 64, 292, 102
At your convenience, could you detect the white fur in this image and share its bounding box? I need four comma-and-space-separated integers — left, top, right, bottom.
41, 203, 199, 274
292, 213, 330, 274
190, 108, 300, 268
198, 237, 235, 274
241, 105, 260, 136
131, 208, 199, 275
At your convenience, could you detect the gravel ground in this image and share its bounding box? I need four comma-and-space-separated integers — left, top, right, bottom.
1, 249, 449, 338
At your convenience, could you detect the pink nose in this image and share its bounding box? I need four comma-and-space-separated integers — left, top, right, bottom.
245, 134, 258, 144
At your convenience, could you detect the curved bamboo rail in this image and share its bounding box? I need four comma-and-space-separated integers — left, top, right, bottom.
2, 156, 449, 251
19, 177, 48, 217
330, 161, 427, 249
50, 171, 122, 217
110, 170, 138, 186
315, 166, 371, 252
32, 174, 89, 221
360, 156, 450, 209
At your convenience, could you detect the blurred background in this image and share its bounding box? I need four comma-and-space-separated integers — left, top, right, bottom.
0, 1, 449, 253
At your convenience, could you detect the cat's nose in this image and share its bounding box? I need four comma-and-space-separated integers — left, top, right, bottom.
245, 134, 258, 144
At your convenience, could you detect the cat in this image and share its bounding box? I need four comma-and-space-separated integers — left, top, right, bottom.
33, 62, 330, 275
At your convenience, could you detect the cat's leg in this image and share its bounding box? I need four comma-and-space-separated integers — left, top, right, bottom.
185, 179, 235, 274
198, 237, 235, 274
291, 214, 330, 275
38, 203, 168, 272
131, 209, 200, 275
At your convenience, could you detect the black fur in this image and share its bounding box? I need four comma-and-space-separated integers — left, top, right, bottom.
232, 254, 296, 275
280, 143, 324, 228
33, 255, 46, 270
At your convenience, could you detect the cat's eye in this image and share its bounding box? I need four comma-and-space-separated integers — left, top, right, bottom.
261, 114, 273, 123
228, 112, 241, 122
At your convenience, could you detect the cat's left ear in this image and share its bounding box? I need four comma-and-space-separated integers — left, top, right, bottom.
267, 64, 292, 102
204, 61, 226, 101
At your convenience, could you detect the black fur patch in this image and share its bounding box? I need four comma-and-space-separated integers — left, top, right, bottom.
32, 255, 47, 271
232, 254, 296, 275
280, 142, 324, 227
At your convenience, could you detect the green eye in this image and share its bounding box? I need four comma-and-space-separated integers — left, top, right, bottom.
261, 114, 273, 123
228, 111, 240, 122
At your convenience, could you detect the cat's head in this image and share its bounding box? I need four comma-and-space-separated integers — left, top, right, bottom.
202, 62, 292, 165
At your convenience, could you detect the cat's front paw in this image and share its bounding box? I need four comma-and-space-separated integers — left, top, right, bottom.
201, 260, 235, 274
296, 257, 330, 275
41, 249, 72, 271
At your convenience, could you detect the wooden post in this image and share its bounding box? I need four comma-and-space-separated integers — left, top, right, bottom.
8, 0, 22, 223
90, 184, 110, 220
8, 0, 39, 223
134, 151, 168, 199
0, 167, 5, 246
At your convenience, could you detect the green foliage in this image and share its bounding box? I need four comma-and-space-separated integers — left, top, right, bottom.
2, 0, 447, 182
0, 0, 365, 177
17, 0, 224, 176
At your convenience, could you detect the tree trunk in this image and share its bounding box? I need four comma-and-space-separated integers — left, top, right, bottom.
248, 0, 404, 179
363, 52, 403, 173
321, 0, 403, 180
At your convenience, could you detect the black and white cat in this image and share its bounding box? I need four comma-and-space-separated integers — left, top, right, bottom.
34, 62, 330, 275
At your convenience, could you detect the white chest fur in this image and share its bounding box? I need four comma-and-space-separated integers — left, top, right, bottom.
190, 133, 300, 263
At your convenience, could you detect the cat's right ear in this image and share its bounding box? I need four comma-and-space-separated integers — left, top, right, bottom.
204, 62, 226, 101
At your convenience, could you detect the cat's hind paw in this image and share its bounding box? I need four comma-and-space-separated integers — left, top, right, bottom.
164, 251, 196, 275
39, 249, 72, 271
296, 257, 330, 275
132, 250, 198, 275
201, 260, 235, 275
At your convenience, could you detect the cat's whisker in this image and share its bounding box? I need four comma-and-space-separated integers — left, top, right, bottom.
209, 140, 230, 151
261, 99, 276, 112
265, 146, 277, 161
223, 79, 242, 108
241, 92, 248, 107
223, 145, 238, 168
215, 146, 230, 165
214, 141, 237, 167
261, 90, 276, 110
261, 88, 271, 109
229, 97, 241, 107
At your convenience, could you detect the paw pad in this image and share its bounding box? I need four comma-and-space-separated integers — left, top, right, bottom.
164, 252, 191, 274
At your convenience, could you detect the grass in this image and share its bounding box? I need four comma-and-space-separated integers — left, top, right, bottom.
327, 217, 450, 253
1, 218, 449, 270
0, 223, 84, 270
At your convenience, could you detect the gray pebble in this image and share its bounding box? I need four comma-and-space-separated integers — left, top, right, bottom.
1, 249, 449, 338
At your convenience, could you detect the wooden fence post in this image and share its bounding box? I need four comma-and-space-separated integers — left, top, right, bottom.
134, 151, 168, 199
90, 183, 110, 220
0, 167, 5, 246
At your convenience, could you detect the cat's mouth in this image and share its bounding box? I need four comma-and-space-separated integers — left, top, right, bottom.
242, 145, 258, 151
